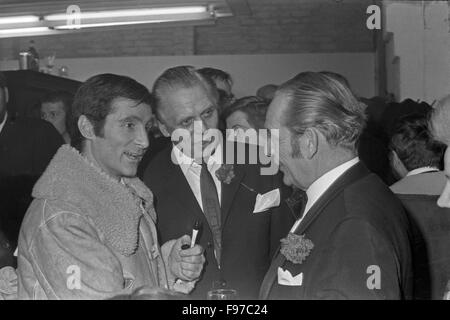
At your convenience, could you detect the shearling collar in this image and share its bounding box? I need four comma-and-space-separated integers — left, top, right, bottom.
32, 145, 156, 256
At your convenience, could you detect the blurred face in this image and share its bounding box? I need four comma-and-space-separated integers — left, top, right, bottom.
437, 147, 450, 208
265, 93, 311, 190
226, 110, 252, 131
226, 110, 260, 145
86, 97, 152, 180
41, 101, 67, 135
158, 85, 219, 160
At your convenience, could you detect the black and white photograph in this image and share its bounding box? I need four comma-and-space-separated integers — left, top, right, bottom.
0, 0, 449, 308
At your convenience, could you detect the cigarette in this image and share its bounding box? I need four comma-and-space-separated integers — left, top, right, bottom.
182, 221, 202, 250
190, 220, 201, 248
190, 229, 199, 248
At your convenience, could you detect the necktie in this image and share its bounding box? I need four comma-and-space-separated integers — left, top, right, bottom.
200, 162, 222, 266
286, 188, 308, 220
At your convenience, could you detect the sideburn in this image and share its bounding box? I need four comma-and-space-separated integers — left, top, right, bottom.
290, 134, 303, 159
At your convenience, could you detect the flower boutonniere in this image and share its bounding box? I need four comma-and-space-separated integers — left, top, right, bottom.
280, 233, 314, 264
215, 164, 235, 184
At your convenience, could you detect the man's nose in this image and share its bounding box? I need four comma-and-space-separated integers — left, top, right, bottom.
192, 119, 206, 135
201, 118, 210, 132
135, 126, 149, 149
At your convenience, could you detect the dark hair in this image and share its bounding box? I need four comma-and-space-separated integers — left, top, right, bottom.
197, 67, 232, 87
278, 72, 366, 151
222, 96, 269, 130
41, 91, 73, 114
152, 66, 218, 121
70, 73, 152, 151
391, 113, 445, 171
217, 88, 235, 113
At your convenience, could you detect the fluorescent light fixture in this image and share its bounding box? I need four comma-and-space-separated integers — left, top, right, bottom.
0, 27, 49, 35
45, 6, 208, 21
55, 19, 170, 30
0, 15, 39, 25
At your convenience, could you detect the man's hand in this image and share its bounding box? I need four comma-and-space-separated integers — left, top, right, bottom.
169, 235, 205, 281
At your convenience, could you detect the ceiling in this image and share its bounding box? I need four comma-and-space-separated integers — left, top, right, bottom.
0, 0, 249, 21
0, 0, 204, 4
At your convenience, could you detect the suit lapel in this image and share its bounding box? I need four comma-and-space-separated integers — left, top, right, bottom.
161, 147, 205, 223
220, 163, 245, 226
260, 162, 370, 299
0, 117, 12, 139
259, 252, 284, 299
293, 162, 370, 236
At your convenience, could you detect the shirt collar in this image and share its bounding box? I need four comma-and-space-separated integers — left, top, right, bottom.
305, 157, 359, 214
406, 166, 439, 177
0, 111, 7, 134
172, 142, 223, 174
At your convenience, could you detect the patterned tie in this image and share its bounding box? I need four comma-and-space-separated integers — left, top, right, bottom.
200, 162, 222, 266
286, 188, 308, 220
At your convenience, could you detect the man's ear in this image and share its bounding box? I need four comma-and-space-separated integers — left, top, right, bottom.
157, 120, 171, 138
301, 128, 319, 159
78, 115, 96, 140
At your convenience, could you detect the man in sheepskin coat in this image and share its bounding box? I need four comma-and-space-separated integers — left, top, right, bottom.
17, 74, 205, 299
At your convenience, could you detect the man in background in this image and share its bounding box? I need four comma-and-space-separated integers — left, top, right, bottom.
390, 113, 448, 299
0, 71, 63, 178
40, 91, 73, 144
198, 67, 235, 117
390, 113, 445, 195
0, 72, 64, 267
198, 67, 234, 101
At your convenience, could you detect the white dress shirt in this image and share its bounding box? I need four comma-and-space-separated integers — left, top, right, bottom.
0, 112, 7, 135
290, 157, 360, 233
406, 166, 439, 177
172, 144, 223, 211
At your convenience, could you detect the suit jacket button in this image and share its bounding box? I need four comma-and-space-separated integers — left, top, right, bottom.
207, 242, 212, 248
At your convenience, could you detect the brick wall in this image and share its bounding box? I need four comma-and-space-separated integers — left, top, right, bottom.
0, 25, 194, 59
195, 0, 374, 54
0, 0, 374, 60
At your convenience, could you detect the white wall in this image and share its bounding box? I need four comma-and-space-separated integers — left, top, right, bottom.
384, 1, 450, 103
1, 53, 375, 98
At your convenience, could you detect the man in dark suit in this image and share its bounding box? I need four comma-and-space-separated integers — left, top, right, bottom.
144, 66, 294, 299
0, 72, 63, 178
389, 113, 448, 299
0, 72, 63, 255
260, 72, 413, 300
